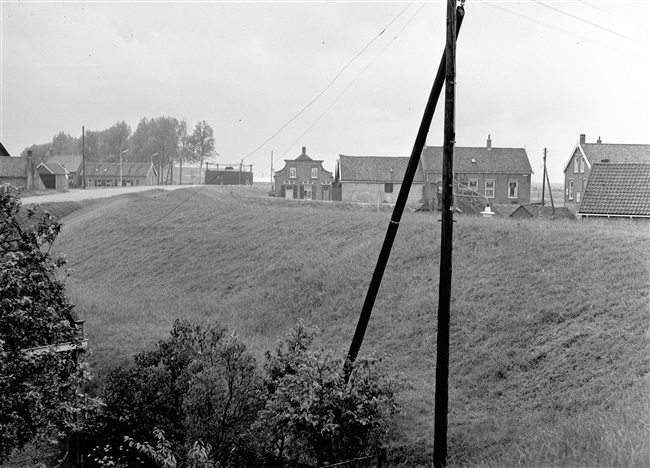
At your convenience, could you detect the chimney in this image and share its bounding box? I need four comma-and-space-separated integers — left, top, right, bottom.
487, 134, 492, 151
579, 134, 586, 145
27, 150, 33, 158
302, 146, 307, 155
597, 136, 602, 144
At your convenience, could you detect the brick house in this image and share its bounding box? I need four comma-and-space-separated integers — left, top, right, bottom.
562, 134, 650, 211
421, 136, 533, 205
336, 155, 426, 205
274, 147, 334, 200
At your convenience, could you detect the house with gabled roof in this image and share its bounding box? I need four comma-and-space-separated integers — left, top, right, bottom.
421, 136, 533, 205
0, 145, 46, 191
37, 161, 69, 190
562, 134, 650, 210
274, 147, 334, 200
337, 155, 426, 205
576, 163, 650, 219
44, 153, 84, 187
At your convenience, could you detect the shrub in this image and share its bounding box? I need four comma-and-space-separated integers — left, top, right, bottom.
256, 322, 401, 466
0, 186, 93, 461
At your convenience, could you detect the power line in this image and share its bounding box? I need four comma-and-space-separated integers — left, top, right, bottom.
478, 1, 647, 60
240, 1, 415, 163
258, 2, 428, 176
579, 0, 648, 29
532, 0, 646, 45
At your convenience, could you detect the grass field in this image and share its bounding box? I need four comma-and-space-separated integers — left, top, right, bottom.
41, 185, 649, 467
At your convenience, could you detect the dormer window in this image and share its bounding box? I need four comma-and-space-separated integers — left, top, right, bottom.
289, 167, 296, 178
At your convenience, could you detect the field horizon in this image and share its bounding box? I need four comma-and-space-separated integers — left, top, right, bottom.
39, 185, 649, 467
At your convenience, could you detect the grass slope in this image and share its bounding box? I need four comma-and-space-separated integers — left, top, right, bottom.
49, 185, 649, 467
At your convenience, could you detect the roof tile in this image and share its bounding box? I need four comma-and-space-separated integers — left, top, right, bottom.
579, 163, 650, 216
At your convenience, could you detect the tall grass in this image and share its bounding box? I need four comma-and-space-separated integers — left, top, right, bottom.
50, 185, 650, 467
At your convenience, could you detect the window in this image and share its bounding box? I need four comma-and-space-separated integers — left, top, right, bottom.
468, 179, 478, 192
289, 167, 297, 178
508, 180, 518, 198
576, 191, 581, 203
136, 179, 140, 186
574, 157, 579, 173
568, 179, 574, 200
583, 177, 588, 192
579, 157, 585, 173
385, 183, 393, 193
311, 167, 318, 179
485, 180, 495, 198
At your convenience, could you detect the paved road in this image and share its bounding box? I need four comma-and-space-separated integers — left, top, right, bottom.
20, 185, 192, 205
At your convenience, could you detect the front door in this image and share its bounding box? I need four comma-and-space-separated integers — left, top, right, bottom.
285, 186, 293, 199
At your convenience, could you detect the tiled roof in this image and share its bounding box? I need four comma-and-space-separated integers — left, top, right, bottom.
0, 142, 10, 156
38, 162, 68, 175
85, 162, 153, 178
0, 157, 29, 178
422, 146, 533, 174
582, 143, 650, 165
338, 155, 425, 183
45, 154, 83, 172
578, 163, 650, 217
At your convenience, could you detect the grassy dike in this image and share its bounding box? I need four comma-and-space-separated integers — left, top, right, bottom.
46, 185, 649, 467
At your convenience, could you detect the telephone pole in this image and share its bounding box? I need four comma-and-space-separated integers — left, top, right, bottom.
434, 0, 458, 466
82, 126, 86, 189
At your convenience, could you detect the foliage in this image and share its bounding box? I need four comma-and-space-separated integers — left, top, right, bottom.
86, 320, 263, 466
0, 186, 93, 461
188, 120, 216, 176
256, 322, 401, 466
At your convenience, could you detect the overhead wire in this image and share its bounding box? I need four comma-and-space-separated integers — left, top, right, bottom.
64, 3, 418, 269
259, 2, 429, 175
531, 0, 646, 45
578, 0, 648, 30
240, 1, 416, 163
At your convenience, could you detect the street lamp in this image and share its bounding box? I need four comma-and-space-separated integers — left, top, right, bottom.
120, 149, 129, 187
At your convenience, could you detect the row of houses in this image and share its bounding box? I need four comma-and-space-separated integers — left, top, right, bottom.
273, 139, 533, 206
273, 136, 649, 219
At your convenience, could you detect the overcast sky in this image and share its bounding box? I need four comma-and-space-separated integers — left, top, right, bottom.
1, 0, 648, 183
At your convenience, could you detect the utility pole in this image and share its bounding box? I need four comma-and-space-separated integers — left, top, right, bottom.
271, 151, 274, 192
434, 0, 457, 466
541, 148, 547, 205
82, 126, 86, 189
544, 149, 555, 215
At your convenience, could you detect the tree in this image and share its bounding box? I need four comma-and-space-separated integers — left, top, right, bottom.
256, 322, 401, 466
188, 121, 216, 183
104, 121, 132, 163
0, 187, 93, 461
51, 131, 81, 156
176, 120, 191, 185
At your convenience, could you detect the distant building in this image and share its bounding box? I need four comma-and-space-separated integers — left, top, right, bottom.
273, 147, 334, 200
43, 153, 84, 188
562, 134, 650, 211
37, 161, 69, 190
0, 146, 46, 190
421, 136, 533, 205
205, 163, 253, 185
337, 155, 425, 205
84, 162, 157, 187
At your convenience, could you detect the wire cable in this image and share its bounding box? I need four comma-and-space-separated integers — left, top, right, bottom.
240, 1, 415, 163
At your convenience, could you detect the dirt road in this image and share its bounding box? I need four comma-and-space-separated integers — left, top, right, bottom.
20, 185, 191, 205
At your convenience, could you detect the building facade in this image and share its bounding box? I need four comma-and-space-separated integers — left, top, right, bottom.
563, 133, 650, 212
274, 147, 334, 200
84, 162, 157, 187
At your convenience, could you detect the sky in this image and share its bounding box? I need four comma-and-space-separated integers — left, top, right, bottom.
1, 0, 648, 183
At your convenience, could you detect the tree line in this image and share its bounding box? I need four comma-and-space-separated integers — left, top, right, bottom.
20, 117, 216, 185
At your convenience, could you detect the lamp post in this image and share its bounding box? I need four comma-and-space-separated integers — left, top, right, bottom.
120, 149, 129, 187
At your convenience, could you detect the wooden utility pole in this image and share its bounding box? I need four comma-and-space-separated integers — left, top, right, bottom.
271, 151, 274, 191
344, 6, 465, 381
541, 148, 547, 205
82, 126, 86, 189
544, 148, 556, 215
434, 0, 457, 466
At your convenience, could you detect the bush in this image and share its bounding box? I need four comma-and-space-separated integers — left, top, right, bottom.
256, 322, 401, 466
0, 186, 93, 461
